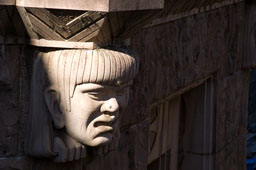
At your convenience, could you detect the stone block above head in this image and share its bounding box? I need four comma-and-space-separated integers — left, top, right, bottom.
14, 0, 164, 11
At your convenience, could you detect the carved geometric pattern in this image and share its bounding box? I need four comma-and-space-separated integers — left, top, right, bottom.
26, 8, 107, 42
20, 7, 129, 45
2, 0, 240, 43
19, 7, 161, 45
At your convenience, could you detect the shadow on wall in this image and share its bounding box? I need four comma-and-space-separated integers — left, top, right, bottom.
247, 70, 256, 170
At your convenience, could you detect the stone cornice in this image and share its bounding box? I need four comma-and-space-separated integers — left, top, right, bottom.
145, 0, 244, 28
0, 0, 164, 11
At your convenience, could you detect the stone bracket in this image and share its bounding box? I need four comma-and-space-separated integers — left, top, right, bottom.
1, 0, 164, 11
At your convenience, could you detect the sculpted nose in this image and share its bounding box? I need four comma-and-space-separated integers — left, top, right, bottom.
100, 98, 119, 113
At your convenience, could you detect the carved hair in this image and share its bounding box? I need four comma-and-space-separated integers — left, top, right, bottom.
25, 48, 138, 157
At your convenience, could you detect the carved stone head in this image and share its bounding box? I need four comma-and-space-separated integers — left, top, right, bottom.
25, 48, 138, 161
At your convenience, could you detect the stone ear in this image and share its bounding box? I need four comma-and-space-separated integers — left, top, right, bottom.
44, 87, 65, 129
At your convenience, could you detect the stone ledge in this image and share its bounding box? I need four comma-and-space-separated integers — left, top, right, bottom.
145, 0, 244, 28
0, 0, 164, 11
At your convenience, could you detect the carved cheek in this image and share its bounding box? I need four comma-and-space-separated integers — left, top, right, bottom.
85, 99, 103, 114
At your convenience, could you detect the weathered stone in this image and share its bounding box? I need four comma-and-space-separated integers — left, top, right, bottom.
85, 120, 148, 170
248, 70, 256, 127
243, 1, 256, 69
0, 1, 252, 170
14, 0, 164, 12
177, 79, 215, 170
24, 48, 138, 162
130, 2, 244, 124
148, 97, 180, 167
180, 80, 215, 155
0, 157, 31, 170
0, 45, 20, 157
0, 6, 27, 40
215, 71, 249, 170
180, 154, 214, 170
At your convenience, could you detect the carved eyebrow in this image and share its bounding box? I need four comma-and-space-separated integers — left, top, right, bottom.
78, 82, 130, 92
78, 83, 105, 92
102, 84, 129, 91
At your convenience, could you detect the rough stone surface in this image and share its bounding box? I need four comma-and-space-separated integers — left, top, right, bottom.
0, 2, 251, 170
0, 157, 31, 170
243, 1, 256, 69
215, 71, 249, 170
179, 79, 215, 170
248, 70, 256, 127
130, 2, 247, 170
14, 0, 164, 12
0, 6, 27, 40
130, 2, 244, 124
0, 45, 21, 157
85, 121, 148, 170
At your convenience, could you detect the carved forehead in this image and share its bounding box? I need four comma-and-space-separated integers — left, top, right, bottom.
43, 48, 138, 86
39, 48, 138, 111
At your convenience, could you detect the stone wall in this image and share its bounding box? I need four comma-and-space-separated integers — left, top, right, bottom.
0, 1, 252, 170
131, 2, 248, 170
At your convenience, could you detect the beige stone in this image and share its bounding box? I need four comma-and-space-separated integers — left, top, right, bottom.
30, 39, 98, 49
0, 0, 15, 5
25, 48, 139, 162
15, 0, 164, 11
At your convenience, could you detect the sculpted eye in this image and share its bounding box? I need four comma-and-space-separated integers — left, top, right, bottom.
87, 92, 104, 100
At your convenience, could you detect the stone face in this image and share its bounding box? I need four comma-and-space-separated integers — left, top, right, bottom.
25, 48, 139, 162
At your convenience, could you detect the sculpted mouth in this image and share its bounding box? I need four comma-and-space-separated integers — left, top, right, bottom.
93, 122, 115, 139
94, 121, 115, 127
91, 113, 119, 138
93, 113, 118, 127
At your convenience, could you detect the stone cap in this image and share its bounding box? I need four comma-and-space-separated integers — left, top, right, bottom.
1, 0, 164, 11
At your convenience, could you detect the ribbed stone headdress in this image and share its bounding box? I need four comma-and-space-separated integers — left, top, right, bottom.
40, 48, 138, 111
